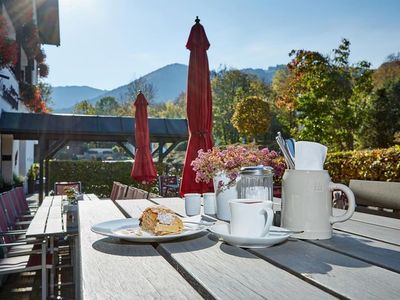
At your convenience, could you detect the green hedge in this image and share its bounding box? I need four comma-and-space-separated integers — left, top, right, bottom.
325, 145, 400, 184
49, 146, 400, 197
49, 161, 169, 198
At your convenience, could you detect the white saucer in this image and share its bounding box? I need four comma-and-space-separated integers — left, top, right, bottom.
209, 224, 291, 248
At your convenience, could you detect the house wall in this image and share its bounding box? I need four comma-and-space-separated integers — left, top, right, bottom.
0, 2, 37, 186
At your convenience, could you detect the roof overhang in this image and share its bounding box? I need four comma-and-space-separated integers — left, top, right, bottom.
0, 111, 188, 143
37, 0, 60, 46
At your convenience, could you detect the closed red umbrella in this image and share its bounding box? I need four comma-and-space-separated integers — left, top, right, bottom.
131, 91, 157, 183
180, 17, 214, 195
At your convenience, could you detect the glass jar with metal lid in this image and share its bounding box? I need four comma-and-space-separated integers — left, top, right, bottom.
240, 166, 274, 201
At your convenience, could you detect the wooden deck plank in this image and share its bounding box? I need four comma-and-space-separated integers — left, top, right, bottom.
308, 231, 400, 273
333, 219, 400, 245
78, 200, 201, 300
45, 205, 64, 235
149, 197, 187, 216
118, 200, 334, 299
25, 196, 53, 237
333, 208, 400, 229
251, 239, 400, 299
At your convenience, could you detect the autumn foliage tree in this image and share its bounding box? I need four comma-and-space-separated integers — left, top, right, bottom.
212, 68, 271, 144
273, 39, 373, 151
20, 83, 48, 113
231, 96, 271, 142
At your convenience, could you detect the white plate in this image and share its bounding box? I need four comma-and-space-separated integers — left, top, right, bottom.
91, 218, 207, 242
209, 224, 291, 248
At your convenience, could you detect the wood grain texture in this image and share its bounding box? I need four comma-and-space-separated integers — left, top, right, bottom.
118, 200, 333, 299
45, 205, 64, 235
25, 200, 52, 237
85, 194, 100, 201
308, 231, 400, 273
333, 219, 400, 245
78, 200, 200, 300
333, 208, 400, 229
149, 197, 187, 216
252, 239, 400, 299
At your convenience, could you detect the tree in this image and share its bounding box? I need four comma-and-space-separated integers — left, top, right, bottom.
127, 77, 156, 104
38, 82, 53, 106
373, 53, 400, 89
272, 39, 373, 151
271, 67, 296, 135
212, 68, 271, 145
231, 96, 271, 142
118, 77, 157, 116
359, 56, 400, 148
73, 100, 96, 115
149, 92, 186, 118
95, 96, 120, 115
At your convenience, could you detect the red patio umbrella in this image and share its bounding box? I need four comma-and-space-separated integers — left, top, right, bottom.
180, 17, 214, 196
130, 91, 157, 183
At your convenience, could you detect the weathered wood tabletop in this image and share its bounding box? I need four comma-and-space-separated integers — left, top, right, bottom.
26, 194, 100, 237
78, 197, 400, 299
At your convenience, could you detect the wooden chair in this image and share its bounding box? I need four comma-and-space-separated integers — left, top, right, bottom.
0, 200, 52, 300
116, 184, 128, 200
158, 176, 179, 197
122, 187, 150, 200
135, 189, 148, 199
111, 181, 121, 201
124, 186, 135, 199
54, 181, 82, 195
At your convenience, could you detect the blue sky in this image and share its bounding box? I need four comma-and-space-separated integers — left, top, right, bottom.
44, 0, 400, 90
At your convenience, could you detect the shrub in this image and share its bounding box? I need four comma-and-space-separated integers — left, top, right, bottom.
324, 145, 400, 184
49, 160, 171, 198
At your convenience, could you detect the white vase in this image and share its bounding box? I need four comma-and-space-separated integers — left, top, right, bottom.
213, 173, 241, 221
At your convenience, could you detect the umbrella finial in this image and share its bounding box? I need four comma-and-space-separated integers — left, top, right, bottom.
138, 90, 142, 95
195, 16, 200, 24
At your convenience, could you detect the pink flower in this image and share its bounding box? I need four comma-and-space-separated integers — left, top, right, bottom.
191, 145, 285, 189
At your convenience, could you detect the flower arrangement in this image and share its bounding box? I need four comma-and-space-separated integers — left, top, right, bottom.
191, 145, 285, 189
20, 20, 40, 59
0, 16, 17, 68
64, 187, 78, 204
19, 82, 48, 113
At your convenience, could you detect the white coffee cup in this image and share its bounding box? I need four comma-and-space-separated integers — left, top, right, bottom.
184, 193, 201, 216
203, 192, 216, 215
229, 199, 274, 237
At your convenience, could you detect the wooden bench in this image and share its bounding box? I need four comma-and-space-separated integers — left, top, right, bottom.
349, 180, 400, 218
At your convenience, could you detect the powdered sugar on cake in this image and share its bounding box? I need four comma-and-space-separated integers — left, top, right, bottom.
157, 212, 174, 225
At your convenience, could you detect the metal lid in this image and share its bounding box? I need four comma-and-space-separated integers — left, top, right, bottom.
240, 166, 274, 176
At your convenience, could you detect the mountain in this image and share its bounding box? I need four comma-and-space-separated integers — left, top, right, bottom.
87, 63, 188, 105
51, 63, 285, 113
51, 86, 107, 112
241, 65, 286, 83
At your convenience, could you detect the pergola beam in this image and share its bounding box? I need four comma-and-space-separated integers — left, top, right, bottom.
117, 142, 135, 159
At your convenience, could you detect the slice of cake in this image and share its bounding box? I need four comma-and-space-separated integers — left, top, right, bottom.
139, 206, 184, 236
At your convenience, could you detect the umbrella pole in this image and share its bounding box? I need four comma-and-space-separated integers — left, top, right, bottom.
146, 183, 151, 200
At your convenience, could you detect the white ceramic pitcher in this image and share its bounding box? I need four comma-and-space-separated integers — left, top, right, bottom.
281, 170, 355, 240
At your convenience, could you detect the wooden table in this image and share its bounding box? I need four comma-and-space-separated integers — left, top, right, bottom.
78, 197, 400, 299
26, 194, 99, 299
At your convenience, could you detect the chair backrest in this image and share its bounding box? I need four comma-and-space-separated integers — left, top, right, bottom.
350, 180, 400, 210
54, 181, 82, 195
110, 181, 121, 201
15, 186, 29, 212
9, 189, 24, 216
136, 189, 147, 199
125, 186, 135, 199
0, 200, 13, 243
0, 192, 18, 227
116, 184, 128, 200
158, 175, 179, 197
